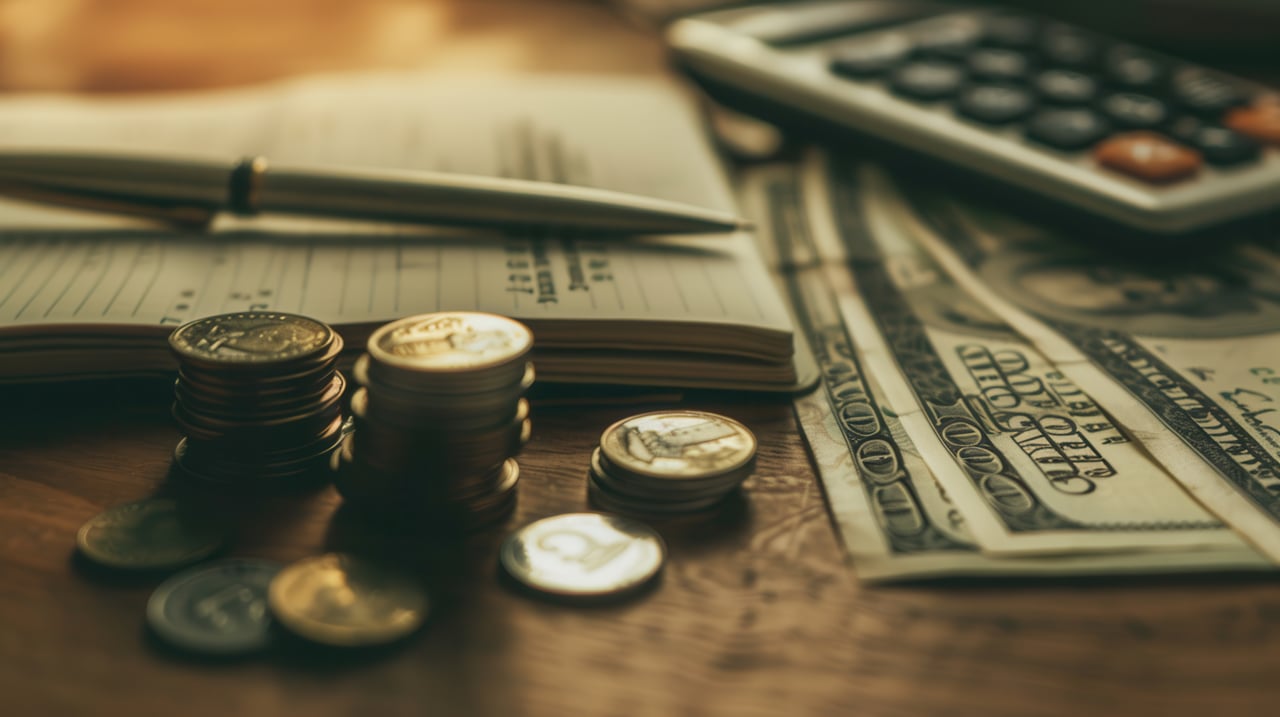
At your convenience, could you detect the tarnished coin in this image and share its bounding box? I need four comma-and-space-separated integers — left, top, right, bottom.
146, 559, 281, 655
500, 513, 665, 599
268, 553, 429, 647
76, 498, 225, 571
169, 312, 334, 368
599, 410, 756, 483
367, 312, 532, 375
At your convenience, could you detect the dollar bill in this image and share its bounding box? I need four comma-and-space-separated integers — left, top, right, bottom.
740, 164, 1269, 580
871, 157, 1280, 563
796, 156, 1251, 555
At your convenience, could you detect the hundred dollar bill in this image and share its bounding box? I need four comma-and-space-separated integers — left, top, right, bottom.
871, 158, 1280, 563
796, 156, 1248, 555
740, 164, 1268, 580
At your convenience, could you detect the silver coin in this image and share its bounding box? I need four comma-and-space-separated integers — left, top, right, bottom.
146, 559, 281, 655
500, 513, 665, 598
599, 410, 756, 483
366, 312, 532, 376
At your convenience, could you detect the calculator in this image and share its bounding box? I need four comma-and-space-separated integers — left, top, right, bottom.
666, 1, 1280, 236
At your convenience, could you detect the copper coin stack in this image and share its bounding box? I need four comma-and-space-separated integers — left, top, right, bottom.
333, 311, 534, 529
168, 311, 347, 492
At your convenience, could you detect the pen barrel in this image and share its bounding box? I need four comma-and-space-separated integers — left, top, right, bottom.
254, 166, 742, 234
0, 153, 234, 208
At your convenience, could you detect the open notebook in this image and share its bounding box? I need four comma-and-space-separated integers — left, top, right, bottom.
0, 72, 812, 391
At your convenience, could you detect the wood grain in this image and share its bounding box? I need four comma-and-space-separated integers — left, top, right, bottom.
1, 2, 1280, 716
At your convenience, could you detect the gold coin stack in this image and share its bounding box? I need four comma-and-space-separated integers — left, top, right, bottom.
168, 311, 347, 491
588, 410, 757, 516
333, 311, 534, 529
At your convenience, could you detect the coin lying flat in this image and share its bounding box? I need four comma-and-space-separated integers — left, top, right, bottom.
76, 498, 225, 571
146, 559, 281, 655
169, 312, 334, 369
268, 553, 429, 647
500, 513, 665, 599
599, 410, 756, 483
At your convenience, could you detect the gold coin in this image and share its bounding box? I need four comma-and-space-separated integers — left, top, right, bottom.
268, 553, 429, 647
76, 498, 225, 571
169, 312, 334, 368
367, 312, 532, 375
500, 513, 665, 598
599, 410, 756, 482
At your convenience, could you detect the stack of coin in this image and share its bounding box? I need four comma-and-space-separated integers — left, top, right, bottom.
588, 410, 756, 516
168, 311, 347, 491
333, 311, 534, 529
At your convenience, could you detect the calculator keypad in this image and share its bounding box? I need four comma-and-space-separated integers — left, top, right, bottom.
821, 9, 1269, 185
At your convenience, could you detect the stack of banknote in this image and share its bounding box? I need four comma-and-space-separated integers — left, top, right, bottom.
739, 154, 1280, 582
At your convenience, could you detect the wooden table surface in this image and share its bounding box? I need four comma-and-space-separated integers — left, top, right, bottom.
2, 2, 1279, 716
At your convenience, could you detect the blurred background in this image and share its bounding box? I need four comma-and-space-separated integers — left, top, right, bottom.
0, 0, 1276, 94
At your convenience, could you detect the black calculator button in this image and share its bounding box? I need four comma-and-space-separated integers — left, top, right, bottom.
1100, 92, 1170, 129
1171, 69, 1249, 117
981, 14, 1039, 49
1104, 46, 1167, 90
1025, 108, 1111, 150
1034, 69, 1098, 105
956, 84, 1036, 124
967, 48, 1033, 82
889, 60, 966, 101
1039, 26, 1100, 68
913, 19, 982, 61
1170, 117, 1263, 166
831, 34, 914, 79
1189, 126, 1261, 166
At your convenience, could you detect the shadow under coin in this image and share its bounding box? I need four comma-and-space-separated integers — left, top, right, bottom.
269, 621, 428, 673
617, 489, 754, 557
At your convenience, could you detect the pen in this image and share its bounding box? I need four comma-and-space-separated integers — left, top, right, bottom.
0, 151, 750, 235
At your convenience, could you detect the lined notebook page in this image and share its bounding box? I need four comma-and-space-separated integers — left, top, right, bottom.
0, 73, 792, 360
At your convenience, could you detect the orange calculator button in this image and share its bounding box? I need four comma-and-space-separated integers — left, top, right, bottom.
1225, 98, 1280, 146
1094, 131, 1202, 183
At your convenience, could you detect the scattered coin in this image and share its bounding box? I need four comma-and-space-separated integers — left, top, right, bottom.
76, 498, 225, 571
268, 553, 430, 647
146, 559, 281, 656
500, 513, 666, 599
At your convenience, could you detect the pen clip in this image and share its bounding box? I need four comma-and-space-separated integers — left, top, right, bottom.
0, 181, 216, 229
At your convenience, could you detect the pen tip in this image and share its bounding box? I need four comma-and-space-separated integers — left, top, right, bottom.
735, 218, 756, 231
